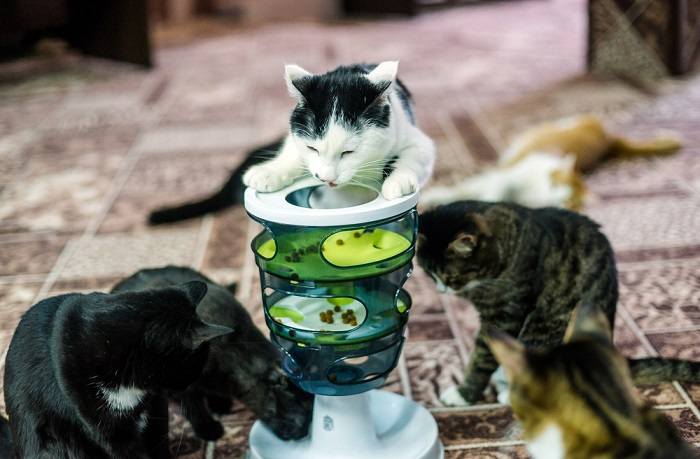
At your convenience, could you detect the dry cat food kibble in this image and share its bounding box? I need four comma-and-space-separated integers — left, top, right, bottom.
341, 309, 357, 326
318, 306, 360, 326
319, 310, 336, 324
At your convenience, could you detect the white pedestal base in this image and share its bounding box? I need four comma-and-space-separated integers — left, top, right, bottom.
247, 390, 444, 459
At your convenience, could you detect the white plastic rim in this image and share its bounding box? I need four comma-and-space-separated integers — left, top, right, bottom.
247, 390, 444, 459
244, 177, 419, 227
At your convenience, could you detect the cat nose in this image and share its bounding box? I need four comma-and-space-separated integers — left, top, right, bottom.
317, 173, 337, 183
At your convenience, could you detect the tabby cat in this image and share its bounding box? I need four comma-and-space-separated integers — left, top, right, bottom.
417, 201, 700, 405
488, 302, 697, 459
149, 61, 435, 224
111, 266, 313, 442
421, 114, 680, 210
4, 282, 230, 458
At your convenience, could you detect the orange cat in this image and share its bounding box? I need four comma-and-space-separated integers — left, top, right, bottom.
422, 115, 681, 210
501, 114, 680, 172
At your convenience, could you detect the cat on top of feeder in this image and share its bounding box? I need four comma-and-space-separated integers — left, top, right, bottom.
148, 61, 435, 224
243, 61, 435, 201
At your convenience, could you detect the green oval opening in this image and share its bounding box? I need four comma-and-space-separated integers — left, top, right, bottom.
256, 238, 277, 259
322, 229, 410, 267
268, 294, 366, 333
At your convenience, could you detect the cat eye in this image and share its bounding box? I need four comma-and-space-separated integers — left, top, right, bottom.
307, 146, 318, 153
341, 150, 354, 157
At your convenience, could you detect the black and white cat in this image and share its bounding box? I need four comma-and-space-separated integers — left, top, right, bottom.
244, 61, 434, 199
3, 282, 231, 458
148, 61, 434, 224
111, 266, 313, 442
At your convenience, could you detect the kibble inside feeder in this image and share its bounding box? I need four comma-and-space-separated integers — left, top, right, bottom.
245, 178, 443, 459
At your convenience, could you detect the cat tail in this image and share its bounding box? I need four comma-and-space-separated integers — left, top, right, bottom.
628, 357, 700, 385
609, 135, 681, 158
148, 138, 284, 225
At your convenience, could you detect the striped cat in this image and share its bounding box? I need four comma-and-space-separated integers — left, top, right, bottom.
417, 201, 700, 405
488, 302, 697, 459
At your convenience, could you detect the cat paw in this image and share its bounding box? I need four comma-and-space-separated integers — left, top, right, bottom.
243, 165, 292, 192
440, 385, 472, 407
491, 366, 511, 405
496, 388, 511, 405
382, 172, 418, 200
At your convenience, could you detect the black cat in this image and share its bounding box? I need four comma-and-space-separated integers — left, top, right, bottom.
0, 415, 12, 458
3, 281, 231, 458
111, 266, 313, 441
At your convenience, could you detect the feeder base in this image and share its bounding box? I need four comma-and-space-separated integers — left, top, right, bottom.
247, 390, 443, 459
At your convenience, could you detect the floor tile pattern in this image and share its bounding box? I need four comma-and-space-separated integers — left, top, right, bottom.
1, 0, 700, 456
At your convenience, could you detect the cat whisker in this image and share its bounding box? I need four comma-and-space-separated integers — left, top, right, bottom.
354, 162, 386, 168
353, 171, 384, 179
348, 178, 380, 190
175, 399, 186, 456
354, 165, 387, 173
352, 172, 383, 183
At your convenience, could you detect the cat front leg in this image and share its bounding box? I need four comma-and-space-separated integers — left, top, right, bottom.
243, 137, 304, 192
382, 128, 435, 199
456, 331, 501, 404
143, 396, 171, 459
443, 290, 528, 406
180, 390, 224, 441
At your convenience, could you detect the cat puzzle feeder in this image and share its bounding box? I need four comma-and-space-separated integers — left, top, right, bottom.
244, 178, 443, 459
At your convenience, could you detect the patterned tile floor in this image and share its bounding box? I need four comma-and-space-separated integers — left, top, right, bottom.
1, 0, 700, 457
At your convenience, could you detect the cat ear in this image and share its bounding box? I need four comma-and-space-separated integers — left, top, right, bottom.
181, 281, 208, 306
563, 302, 612, 344
485, 329, 527, 378
285, 64, 313, 99
471, 213, 492, 237
447, 232, 478, 256
191, 322, 234, 349
366, 61, 399, 92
